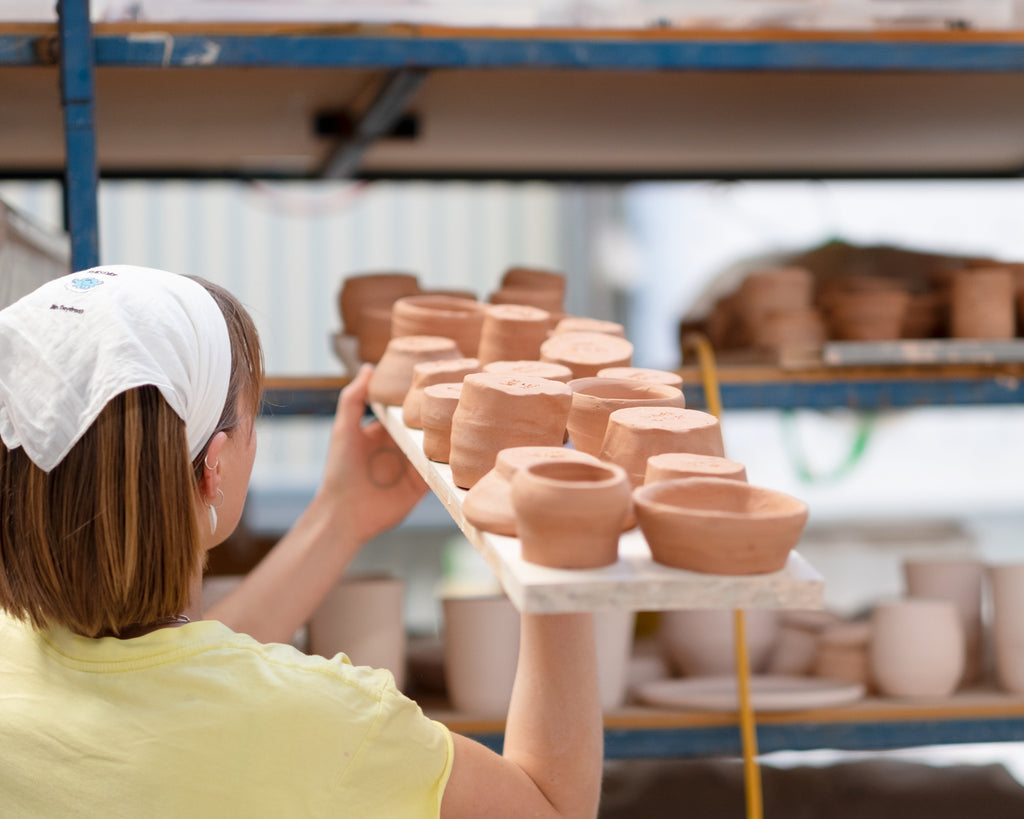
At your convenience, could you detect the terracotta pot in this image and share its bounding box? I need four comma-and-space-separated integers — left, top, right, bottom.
476, 303, 552, 365
553, 316, 626, 337
643, 452, 747, 485
356, 304, 395, 364
988, 563, 1024, 693
482, 359, 574, 383
540, 331, 633, 379
566, 377, 686, 458
826, 290, 911, 342
401, 357, 480, 429
367, 335, 463, 406
448, 372, 572, 489
658, 609, 781, 676
420, 382, 463, 463
489, 286, 564, 317
765, 609, 842, 676
391, 294, 487, 357
338, 271, 420, 335
500, 266, 566, 298
738, 267, 815, 344
950, 267, 1016, 339
599, 406, 725, 488
308, 574, 407, 690
597, 366, 684, 390
753, 308, 827, 350
813, 621, 872, 689
870, 599, 964, 698
510, 459, 631, 569
463, 445, 603, 537
902, 558, 984, 687
442, 588, 520, 715
632, 477, 808, 575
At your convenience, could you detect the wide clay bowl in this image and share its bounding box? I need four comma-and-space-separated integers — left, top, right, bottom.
632, 477, 809, 575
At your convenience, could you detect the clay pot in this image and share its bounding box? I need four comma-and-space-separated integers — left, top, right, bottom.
391, 294, 487, 357
463, 445, 603, 537
566, 377, 686, 458
540, 331, 633, 379
738, 267, 815, 345
950, 267, 1016, 339
401, 357, 480, 429
367, 335, 463, 406
765, 609, 843, 676
308, 574, 407, 690
338, 272, 420, 335
753, 308, 827, 351
599, 406, 725, 488
489, 286, 564, 317
501, 266, 566, 298
827, 290, 911, 342
813, 621, 872, 689
597, 366, 684, 390
988, 563, 1024, 693
510, 459, 631, 569
356, 304, 396, 364
658, 609, 781, 676
420, 382, 463, 463
870, 599, 964, 698
553, 316, 626, 337
448, 372, 572, 489
903, 558, 984, 687
644, 452, 747, 485
442, 587, 520, 715
482, 360, 574, 383
633, 477, 808, 575
476, 304, 552, 365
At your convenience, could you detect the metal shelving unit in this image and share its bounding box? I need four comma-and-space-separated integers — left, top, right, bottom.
10, 1, 1024, 759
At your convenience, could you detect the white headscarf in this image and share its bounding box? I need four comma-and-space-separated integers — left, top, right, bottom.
0, 265, 231, 473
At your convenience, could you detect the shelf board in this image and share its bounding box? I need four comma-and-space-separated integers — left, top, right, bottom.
370, 402, 824, 614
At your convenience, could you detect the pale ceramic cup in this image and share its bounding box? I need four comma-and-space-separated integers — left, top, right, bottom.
903, 557, 985, 686
657, 608, 781, 677
765, 609, 842, 677
869, 599, 964, 698
988, 563, 1024, 693
308, 574, 407, 690
442, 588, 521, 715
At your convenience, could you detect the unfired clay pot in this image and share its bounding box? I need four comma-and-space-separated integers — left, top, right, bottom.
566, 377, 686, 458
510, 459, 631, 569
870, 599, 964, 698
463, 445, 603, 537
477, 303, 552, 365
643, 452, 747, 485
658, 608, 781, 676
338, 271, 420, 336
448, 372, 572, 489
420, 382, 463, 463
553, 316, 626, 337
599, 406, 725, 488
813, 621, 872, 690
356, 304, 396, 364
501, 266, 566, 297
482, 360, 574, 383
367, 335, 463, 406
401, 357, 480, 429
951, 267, 1016, 339
632, 477, 808, 575
391, 294, 487, 357
597, 366, 684, 390
540, 331, 633, 379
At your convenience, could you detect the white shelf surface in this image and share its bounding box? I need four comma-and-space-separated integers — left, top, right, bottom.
371, 402, 825, 614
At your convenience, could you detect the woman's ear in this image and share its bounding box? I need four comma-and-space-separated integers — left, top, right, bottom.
199, 431, 228, 502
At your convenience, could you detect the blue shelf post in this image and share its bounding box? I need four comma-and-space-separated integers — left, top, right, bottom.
58, 0, 99, 271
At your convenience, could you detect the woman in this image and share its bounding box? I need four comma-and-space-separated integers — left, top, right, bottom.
0, 265, 602, 818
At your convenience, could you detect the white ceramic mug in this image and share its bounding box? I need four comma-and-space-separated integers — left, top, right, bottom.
870, 599, 964, 698
308, 574, 407, 690
988, 563, 1024, 693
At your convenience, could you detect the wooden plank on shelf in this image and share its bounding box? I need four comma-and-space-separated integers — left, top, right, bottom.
371, 402, 824, 614
821, 339, 1024, 367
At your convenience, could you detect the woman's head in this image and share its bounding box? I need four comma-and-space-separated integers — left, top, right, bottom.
0, 267, 263, 637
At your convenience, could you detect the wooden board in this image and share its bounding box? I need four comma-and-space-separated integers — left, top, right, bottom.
371, 402, 824, 614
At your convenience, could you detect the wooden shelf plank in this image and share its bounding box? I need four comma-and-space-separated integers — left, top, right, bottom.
370, 402, 824, 614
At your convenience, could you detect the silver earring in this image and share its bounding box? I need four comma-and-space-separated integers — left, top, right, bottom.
204, 456, 219, 471
207, 488, 224, 535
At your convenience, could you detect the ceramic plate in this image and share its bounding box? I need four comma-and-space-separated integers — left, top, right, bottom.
634, 675, 866, 712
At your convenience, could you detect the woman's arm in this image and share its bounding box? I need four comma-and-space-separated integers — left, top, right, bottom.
441, 612, 604, 819
206, 364, 427, 643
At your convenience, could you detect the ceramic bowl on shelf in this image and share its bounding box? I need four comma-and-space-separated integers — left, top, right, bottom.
632, 477, 809, 575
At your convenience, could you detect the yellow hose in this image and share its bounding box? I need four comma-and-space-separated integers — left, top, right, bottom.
681, 332, 762, 819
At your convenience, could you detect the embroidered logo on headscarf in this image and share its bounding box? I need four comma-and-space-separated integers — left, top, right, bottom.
66, 276, 104, 293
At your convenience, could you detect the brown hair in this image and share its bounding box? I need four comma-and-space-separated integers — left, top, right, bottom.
0, 277, 264, 637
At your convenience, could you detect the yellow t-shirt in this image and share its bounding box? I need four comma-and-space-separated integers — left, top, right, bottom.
0, 613, 453, 818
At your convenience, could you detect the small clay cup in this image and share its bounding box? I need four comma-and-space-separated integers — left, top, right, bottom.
356, 304, 396, 364
814, 621, 873, 690
420, 382, 464, 463
765, 609, 843, 676
477, 303, 552, 365
448, 372, 572, 489
338, 271, 420, 335
633, 477, 809, 575
553, 316, 626, 337
950, 267, 1016, 339
367, 335, 463, 406
463, 445, 603, 537
599, 406, 725, 488
597, 366, 684, 390
511, 459, 631, 569
566, 377, 686, 458
401, 357, 480, 429
501, 266, 566, 298
870, 599, 964, 698
483, 360, 574, 383
391, 294, 487, 357
540, 331, 633, 379
644, 452, 748, 485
